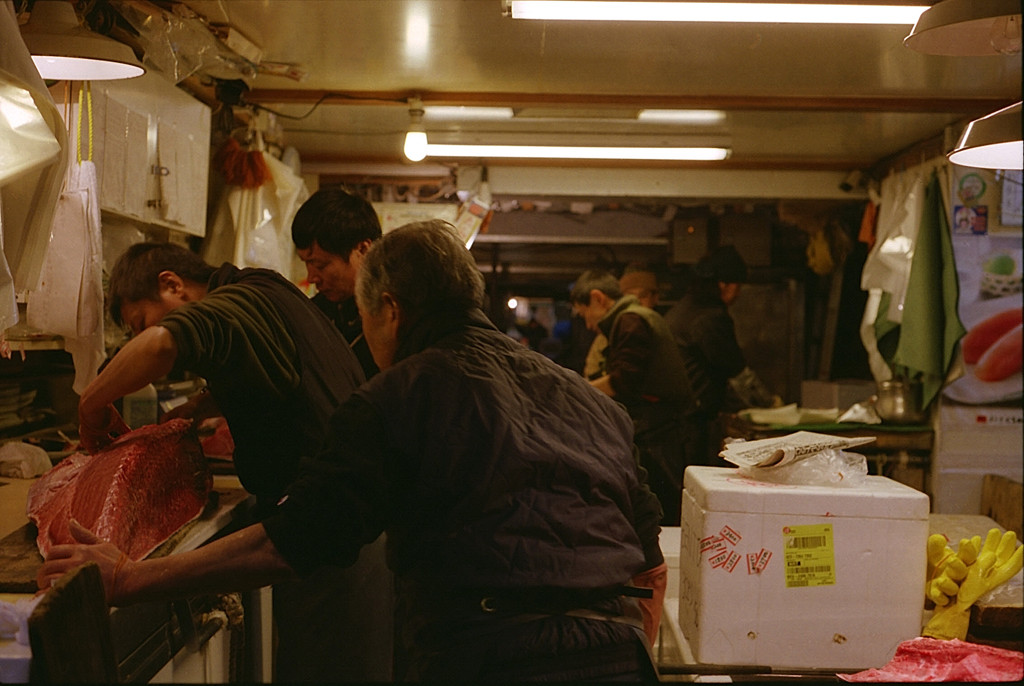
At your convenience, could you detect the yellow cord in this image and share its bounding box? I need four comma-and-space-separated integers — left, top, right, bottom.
76, 85, 82, 165
75, 81, 95, 163
86, 81, 94, 162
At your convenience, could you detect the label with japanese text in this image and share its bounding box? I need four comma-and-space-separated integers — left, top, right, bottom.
782, 524, 835, 588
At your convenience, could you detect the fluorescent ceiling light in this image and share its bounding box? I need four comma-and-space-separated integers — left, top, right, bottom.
20, 0, 145, 81
948, 102, 1023, 170
425, 106, 515, 120
505, 1, 928, 24
638, 109, 727, 125
424, 144, 730, 161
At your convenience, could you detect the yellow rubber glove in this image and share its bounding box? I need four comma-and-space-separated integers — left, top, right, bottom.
922, 528, 1024, 641
924, 534, 978, 607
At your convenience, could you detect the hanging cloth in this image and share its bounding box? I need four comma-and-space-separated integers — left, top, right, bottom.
26, 82, 106, 393
878, 170, 967, 409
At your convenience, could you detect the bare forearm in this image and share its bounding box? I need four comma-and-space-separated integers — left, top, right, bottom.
115, 524, 295, 606
80, 327, 178, 419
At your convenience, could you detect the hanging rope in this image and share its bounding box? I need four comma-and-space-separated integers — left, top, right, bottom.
75, 81, 94, 164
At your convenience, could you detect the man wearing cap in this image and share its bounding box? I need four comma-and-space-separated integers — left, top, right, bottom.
664, 245, 779, 467
583, 267, 661, 380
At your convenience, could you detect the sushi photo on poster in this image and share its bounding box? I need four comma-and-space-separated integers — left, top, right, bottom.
945, 169, 1023, 409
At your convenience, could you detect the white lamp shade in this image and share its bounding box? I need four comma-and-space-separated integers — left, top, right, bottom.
20, 0, 145, 80
948, 102, 1023, 170
904, 0, 1022, 56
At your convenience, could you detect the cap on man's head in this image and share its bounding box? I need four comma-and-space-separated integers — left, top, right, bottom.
695, 245, 747, 283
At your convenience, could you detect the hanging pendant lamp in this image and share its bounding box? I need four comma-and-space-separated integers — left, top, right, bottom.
948, 102, 1023, 170
20, 0, 145, 81
904, 0, 1022, 56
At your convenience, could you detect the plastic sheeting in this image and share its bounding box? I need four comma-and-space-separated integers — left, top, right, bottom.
26, 155, 106, 393
107, 0, 256, 85
0, 0, 68, 333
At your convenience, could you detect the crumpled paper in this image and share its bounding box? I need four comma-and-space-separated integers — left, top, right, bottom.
0, 441, 51, 478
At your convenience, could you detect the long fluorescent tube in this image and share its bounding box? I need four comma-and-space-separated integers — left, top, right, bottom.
506, 1, 928, 24
638, 109, 727, 125
424, 144, 730, 160
425, 106, 515, 120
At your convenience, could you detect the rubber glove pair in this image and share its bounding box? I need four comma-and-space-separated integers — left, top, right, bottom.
922, 528, 1023, 641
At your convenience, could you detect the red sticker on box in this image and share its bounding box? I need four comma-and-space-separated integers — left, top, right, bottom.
724, 551, 740, 573
746, 549, 772, 574
719, 525, 742, 546
708, 550, 730, 568
701, 535, 726, 556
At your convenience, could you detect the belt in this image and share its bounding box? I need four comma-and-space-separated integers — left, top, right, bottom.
475, 585, 652, 615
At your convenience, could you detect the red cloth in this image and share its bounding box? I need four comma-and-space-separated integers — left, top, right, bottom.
858, 200, 878, 250
838, 637, 1023, 682
631, 561, 668, 647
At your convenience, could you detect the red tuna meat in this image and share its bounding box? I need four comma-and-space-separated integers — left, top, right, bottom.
27, 419, 211, 561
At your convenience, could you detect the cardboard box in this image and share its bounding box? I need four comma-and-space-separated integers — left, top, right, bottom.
801, 379, 876, 410
678, 466, 929, 671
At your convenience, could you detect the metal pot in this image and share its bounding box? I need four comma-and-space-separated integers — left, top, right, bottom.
875, 379, 927, 424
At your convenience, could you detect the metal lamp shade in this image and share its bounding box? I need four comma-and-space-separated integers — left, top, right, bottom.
20, 0, 145, 81
904, 0, 1022, 56
948, 102, 1023, 170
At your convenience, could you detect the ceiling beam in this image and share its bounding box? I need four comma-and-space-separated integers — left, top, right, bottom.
242, 89, 1013, 114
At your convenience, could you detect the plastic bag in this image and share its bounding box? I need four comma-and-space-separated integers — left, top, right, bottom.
0, 441, 52, 478
739, 448, 868, 488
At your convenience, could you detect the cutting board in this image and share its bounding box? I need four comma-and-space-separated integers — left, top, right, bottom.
0, 523, 43, 593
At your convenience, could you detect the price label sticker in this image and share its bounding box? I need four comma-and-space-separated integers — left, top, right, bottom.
782, 524, 835, 588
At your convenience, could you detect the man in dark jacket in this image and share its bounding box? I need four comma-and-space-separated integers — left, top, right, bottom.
571, 269, 695, 526
45, 222, 665, 682
663, 245, 779, 467
292, 186, 382, 379
77, 242, 392, 682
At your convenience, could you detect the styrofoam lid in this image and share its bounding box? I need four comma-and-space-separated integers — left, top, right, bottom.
682, 466, 929, 519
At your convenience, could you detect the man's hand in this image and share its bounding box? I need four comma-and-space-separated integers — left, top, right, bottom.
37, 520, 131, 605
78, 404, 131, 453
922, 528, 1023, 641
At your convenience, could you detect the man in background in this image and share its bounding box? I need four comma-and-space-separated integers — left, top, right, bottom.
292, 187, 383, 379
584, 267, 660, 380
664, 245, 780, 467
571, 269, 694, 526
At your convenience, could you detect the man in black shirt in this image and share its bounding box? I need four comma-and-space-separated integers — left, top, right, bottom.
292, 187, 383, 379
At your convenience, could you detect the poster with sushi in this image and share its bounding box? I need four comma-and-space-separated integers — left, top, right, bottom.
944, 168, 1022, 407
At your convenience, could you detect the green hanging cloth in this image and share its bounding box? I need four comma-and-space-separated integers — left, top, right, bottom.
891, 170, 967, 409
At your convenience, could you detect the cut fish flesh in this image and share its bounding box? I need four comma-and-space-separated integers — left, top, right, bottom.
27, 419, 211, 561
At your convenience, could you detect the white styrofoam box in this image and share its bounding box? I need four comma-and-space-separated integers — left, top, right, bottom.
678, 466, 929, 671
